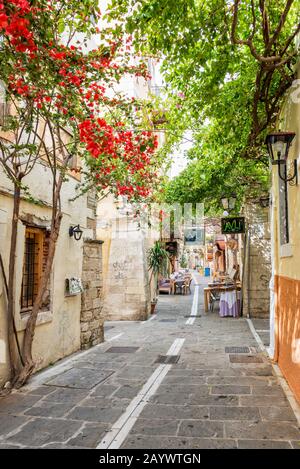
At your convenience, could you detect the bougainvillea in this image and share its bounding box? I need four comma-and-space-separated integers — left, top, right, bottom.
0, 0, 160, 201
0, 0, 161, 388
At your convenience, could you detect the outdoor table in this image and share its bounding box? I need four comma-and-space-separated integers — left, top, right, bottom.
204, 283, 241, 312
219, 289, 241, 317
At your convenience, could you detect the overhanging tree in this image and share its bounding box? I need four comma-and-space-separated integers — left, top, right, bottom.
106, 0, 300, 204
0, 0, 160, 388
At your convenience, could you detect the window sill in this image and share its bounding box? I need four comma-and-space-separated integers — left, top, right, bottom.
17, 310, 53, 332
280, 243, 293, 258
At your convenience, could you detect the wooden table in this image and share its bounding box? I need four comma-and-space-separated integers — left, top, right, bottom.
204, 283, 241, 312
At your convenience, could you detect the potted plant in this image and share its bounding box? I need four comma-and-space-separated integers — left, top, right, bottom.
148, 241, 169, 313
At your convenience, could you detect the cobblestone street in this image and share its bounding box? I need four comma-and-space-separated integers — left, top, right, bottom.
0, 275, 299, 449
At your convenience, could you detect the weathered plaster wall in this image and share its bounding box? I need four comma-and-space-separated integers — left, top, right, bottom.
0, 160, 95, 386
271, 63, 300, 403
102, 217, 151, 321
275, 275, 300, 404
97, 195, 156, 322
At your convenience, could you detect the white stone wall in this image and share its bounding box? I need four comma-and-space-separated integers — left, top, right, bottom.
0, 159, 94, 385
102, 217, 151, 321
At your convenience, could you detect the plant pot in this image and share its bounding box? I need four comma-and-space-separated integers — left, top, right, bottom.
151, 302, 157, 314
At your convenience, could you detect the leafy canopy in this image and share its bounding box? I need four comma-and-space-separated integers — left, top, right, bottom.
106, 0, 300, 208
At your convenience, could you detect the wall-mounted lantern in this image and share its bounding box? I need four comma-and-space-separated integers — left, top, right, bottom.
69, 224, 83, 241
221, 193, 237, 216
265, 132, 297, 186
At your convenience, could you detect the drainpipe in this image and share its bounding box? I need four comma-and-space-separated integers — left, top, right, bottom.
240, 231, 247, 317
247, 225, 251, 318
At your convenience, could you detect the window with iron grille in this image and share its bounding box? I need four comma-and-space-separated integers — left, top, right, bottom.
21, 227, 49, 312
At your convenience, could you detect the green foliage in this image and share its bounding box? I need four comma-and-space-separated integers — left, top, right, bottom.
180, 253, 188, 269
148, 241, 169, 276
106, 0, 300, 208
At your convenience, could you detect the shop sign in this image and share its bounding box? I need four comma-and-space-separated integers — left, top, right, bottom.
221, 217, 245, 234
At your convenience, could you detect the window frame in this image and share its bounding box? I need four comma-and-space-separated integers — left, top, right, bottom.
20, 226, 44, 313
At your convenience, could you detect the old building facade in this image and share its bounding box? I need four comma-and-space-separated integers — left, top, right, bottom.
269, 62, 300, 403
0, 159, 104, 386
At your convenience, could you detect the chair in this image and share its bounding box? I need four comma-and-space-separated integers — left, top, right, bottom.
174, 279, 185, 294
209, 290, 221, 312
158, 278, 172, 294
182, 277, 192, 295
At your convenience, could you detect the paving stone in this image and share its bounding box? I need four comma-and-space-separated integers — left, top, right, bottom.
168, 369, 214, 377
163, 376, 207, 385
45, 367, 114, 389
211, 385, 251, 395
178, 420, 224, 438
131, 418, 179, 436
67, 406, 124, 423
237, 439, 292, 449
116, 366, 156, 380
225, 421, 300, 440
189, 395, 239, 406
121, 435, 237, 449
229, 355, 263, 363
7, 418, 82, 446
213, 369, 246, 377
42, 387, 87, 404
209, 406, 260, 421
240, 395, 289, 407
106, 377, 147, 387
67, 423, 108, 448
150, 392, 193, 405
251, 385, 286, 396
0, 414, 30, 436
74, 360, 124, 371
207, 376, 268, 385
113, 384, 142, 399
80, 397, 130, 410
259, 406, 297, 422
242, 367, 274, 376
1, 279, 297, 449
105, 346, 140, 353
140, 404, 209, 420
158, 384, 209, 396
90, 383, 119, 397
24, 401, 76, 418
24, 386, 57, 396
0, 394, 43, 414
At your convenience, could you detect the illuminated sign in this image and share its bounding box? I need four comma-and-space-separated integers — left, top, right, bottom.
221, 217, 245, 234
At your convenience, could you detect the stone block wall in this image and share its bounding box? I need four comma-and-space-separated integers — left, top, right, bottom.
80, 239, 104, 349
242, 202, 271, 318
102, 218, 151, 321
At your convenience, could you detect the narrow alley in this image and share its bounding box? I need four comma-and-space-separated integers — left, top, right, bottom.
0, 275, 299, 450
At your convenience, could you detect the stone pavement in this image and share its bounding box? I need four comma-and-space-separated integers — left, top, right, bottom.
0, 274, 299, 449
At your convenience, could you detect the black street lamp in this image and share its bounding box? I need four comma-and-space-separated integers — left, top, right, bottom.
69, 224, 83, 241
265, 132, 297, 185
